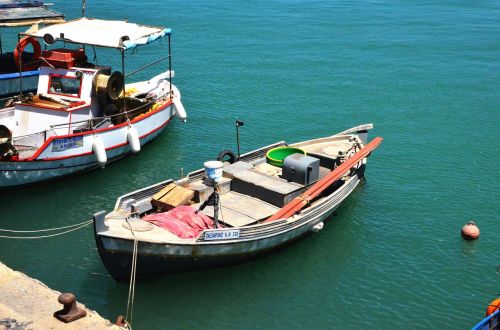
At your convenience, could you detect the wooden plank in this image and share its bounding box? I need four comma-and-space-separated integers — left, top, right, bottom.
151, 183, 194, 211
159, 186, 195, 207
151, 182, 177, 201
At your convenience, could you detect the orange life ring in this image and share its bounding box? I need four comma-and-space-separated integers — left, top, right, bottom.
486, 298, 500, 316
13, 36, 42, 71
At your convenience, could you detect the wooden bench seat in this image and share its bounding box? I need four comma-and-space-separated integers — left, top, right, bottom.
231, 168, 305, 207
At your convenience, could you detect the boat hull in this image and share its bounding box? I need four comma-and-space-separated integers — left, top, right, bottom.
95, 173, 362, 281
472, 310, 500, 330
0, 103, 175, 187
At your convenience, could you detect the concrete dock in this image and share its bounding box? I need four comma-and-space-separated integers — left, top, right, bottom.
0, 262, 121, 330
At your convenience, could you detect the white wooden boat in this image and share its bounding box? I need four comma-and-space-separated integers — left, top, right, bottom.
0, 18, 186, 187
93, 124, 382, 281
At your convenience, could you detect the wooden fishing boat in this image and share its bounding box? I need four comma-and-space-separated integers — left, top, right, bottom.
93, 124, 382, 281
0, 17, 186, 187
0, 0, 64, 107
472, 299, 500, 330
472, 310, 500, 330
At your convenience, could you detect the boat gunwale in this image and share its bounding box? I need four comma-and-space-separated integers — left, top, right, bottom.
101, 124, 374, 246
98, 171, 361, 247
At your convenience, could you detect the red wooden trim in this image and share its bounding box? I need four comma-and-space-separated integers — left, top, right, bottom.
16, 102, 90, 113
68, 101, 86, 108
26, 112, 174, 162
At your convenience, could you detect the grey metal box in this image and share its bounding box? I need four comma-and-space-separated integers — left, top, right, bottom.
231, 169, 304, 207
282, 154, 320, 185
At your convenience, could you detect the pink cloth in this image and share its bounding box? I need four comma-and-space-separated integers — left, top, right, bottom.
142, 206, 215, 238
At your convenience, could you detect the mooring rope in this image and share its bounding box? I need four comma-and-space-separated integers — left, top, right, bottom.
124, 320, 133, 330
0, 220, 92, 239
125, 218, 139, 329
0, 220, 92, 233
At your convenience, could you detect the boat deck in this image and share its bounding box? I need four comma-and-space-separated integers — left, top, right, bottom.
197, 191, 279, 227
179, 135, 359, 227
104, 210, 195, 244
103, 133, 362, 241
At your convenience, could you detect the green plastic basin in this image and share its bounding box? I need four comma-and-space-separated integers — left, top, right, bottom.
266, 147, 306, 167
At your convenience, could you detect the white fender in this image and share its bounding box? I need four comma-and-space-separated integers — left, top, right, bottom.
172, 96, 187, 123
92, 135, 107, 167
127, 125, 141, 153
312, 222, 324, 232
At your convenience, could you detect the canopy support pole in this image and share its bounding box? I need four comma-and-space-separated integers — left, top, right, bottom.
121, 49, 127, 116
17, 33, 23, 99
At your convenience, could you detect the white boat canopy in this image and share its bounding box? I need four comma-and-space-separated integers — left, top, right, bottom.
24, 17, 171, 50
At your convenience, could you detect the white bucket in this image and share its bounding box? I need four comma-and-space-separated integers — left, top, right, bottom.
204, 160, 223, 181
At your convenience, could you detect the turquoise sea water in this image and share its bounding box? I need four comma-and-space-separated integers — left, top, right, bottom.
1, 1, 499, 328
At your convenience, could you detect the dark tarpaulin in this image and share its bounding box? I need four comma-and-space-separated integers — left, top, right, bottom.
0, 0, 43, 8
0, 1, 63, 26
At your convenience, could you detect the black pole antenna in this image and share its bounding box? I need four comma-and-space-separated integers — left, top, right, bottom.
81, 0, 86, 17
168, 33, 172, 97
235, 120, 244, 160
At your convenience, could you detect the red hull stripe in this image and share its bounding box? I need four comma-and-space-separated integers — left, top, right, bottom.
25, 100, 173, 161
16, 102, 91, 112
34, 114, 174, 162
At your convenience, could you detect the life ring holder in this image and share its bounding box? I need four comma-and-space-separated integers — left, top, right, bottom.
217, 150, 237, 164
14, 36, 42, 71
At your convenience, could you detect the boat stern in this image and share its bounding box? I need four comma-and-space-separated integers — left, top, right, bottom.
93, 210, 109, 235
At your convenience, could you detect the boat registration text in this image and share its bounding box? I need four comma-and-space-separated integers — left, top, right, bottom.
52, 136, 83, 152
204, 229, 240, 241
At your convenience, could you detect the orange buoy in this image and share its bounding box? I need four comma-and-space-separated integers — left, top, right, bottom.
461, 221, 480, 240
13, 36, 42, 71
486, 298, 500, 316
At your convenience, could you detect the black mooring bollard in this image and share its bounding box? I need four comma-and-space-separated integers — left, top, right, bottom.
53, 292, 87, 323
